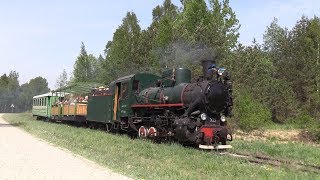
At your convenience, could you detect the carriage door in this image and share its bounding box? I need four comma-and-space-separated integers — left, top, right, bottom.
113, 82, 130, 121
118, 82, 130, 118
113, 83, 121, 121
46, 96, 50, 117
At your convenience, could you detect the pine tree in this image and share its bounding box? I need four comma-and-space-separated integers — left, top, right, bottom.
175, 0, 240, 60
73, 42, 98, 82
55, 69, 69, 89
103, 12, 142, 80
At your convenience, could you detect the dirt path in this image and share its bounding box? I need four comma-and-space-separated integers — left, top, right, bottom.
0, 114, 131, 180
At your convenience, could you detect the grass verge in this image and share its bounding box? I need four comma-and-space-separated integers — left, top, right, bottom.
230, 140, 320, 166
3, 113, 319, 179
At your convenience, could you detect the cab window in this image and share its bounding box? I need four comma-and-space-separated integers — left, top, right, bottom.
132, 80, 139, 92
121, 82, 129, 99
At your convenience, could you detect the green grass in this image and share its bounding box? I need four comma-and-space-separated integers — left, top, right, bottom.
230, 140, 320, 166
3, 113, 320, 179
263, 122, 304, 130
231, 122, 320, 166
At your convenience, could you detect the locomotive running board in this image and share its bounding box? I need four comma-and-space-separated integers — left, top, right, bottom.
199, 144, 232, 150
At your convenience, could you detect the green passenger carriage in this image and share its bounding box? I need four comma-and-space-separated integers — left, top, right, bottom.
32, 92, 60, 119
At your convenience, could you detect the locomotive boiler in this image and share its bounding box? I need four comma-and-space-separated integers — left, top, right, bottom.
132, 60, 233, 149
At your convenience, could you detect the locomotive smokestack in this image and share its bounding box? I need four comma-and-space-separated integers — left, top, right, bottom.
201, 60, 215, 79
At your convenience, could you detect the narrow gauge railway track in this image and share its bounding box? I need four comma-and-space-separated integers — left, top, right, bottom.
217, 151, 320, 174
42, 119, 320, 174
29, 117, 320, 174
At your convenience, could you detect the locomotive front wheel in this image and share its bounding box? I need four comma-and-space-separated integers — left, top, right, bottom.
148, 127, 158, 137
138, 126, 148, 138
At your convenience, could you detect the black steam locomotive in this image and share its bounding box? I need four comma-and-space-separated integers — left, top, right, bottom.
33, 60, 233, 150
129, 60, 233, 149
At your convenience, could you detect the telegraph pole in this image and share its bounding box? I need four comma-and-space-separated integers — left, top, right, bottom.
317, 42, 319, 93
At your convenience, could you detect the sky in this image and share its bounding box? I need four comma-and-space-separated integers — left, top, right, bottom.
0, 0, 319, 89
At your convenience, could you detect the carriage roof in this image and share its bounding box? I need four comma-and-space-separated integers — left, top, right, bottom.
33, 92, 65, 99
53, 82, 104, 94
33, 92, 53, 99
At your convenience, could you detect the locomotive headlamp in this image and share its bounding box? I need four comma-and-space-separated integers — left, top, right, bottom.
200, 113, 207, 121
218, 68, 226, 76
221, 115, 226, 122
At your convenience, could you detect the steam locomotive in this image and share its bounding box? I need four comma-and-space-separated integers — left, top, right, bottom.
32, 60, 233, 149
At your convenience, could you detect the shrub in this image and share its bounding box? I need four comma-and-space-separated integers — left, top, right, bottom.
268, 79, 299, 123
232, 91, 272, 132
308, 124, 320, 142
288, 114, 314, 128
290, 114, 320, 142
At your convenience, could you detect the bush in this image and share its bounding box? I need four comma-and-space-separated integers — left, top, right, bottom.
288, 114, 315, 128
268, 79, 299, 123
308, 124, 320, 142
289, 114, 320, 142
232, 91, 272, 132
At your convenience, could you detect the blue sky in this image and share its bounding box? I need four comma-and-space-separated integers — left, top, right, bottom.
0, 0, 319, 89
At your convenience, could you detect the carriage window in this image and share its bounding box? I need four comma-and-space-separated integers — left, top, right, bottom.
132, 80, 139, 91
121, 82, 128, 99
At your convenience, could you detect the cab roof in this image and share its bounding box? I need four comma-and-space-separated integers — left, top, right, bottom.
114, 73, 161, 83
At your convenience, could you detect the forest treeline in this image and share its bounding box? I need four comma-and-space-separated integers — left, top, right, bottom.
71, 0, 320, 138
0, 71, 49, 113
1, 0, 319, 138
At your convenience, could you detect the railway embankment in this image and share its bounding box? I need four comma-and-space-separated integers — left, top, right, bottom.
2, 113, 320, 179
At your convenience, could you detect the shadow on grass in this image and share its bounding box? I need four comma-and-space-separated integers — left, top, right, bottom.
0, 122, 24, 127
